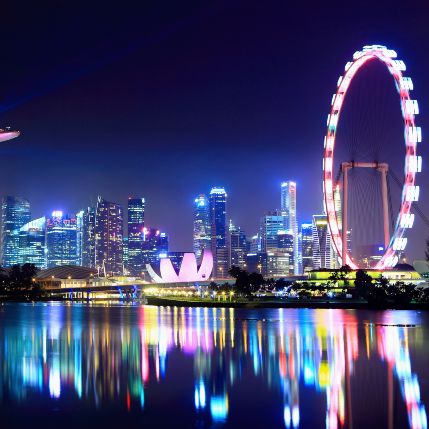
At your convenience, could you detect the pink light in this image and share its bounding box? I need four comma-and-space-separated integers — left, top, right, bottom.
146, 250, 214, 283
322, 45, 421, 270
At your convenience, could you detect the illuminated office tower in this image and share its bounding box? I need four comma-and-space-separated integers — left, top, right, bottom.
127, 197, 145, 276
260, 211, 294, 276
46, 211, 78, 268
249, 234, 262, 253
142, 227, 169, 266
76, 210, 84, 266
193, 194, 211, 260
18, 217, 46, 269
123, 237, 129, 271
1, 196, 31, 266
281, 181, 298, 274
260, 211, 285, 252
82, 207, 96, 268
300, 223, 313, 272
209, 187, 228, 279
95, 197, 124, 276
312, 214, 332, 269
229, 220, 247, 269
276, 230, 294, 275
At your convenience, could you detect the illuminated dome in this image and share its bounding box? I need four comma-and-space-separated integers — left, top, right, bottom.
0, 129, 20, 143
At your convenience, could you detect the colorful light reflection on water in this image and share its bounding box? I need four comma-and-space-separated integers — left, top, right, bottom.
0, 303, 427, 429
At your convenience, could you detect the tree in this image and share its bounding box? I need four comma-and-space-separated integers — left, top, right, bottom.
387, 282, 416, 306
248, 272, 264, 291
228, 266, 242, 279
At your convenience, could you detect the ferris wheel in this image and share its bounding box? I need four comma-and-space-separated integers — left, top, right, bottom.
322, 45, 421, 270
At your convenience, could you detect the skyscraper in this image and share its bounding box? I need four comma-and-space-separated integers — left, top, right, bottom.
18, 217, 46, 269
229, 221, 247, 269
82, 206, 96, 268
209, 187, 228, 279
46, 211, 78, 268
193, 194, 211, 260
260, 211, 285, 252
260, 211, 293, 276
127, 197, 145, 276
95, 197, 124, 276
1, 196, 31, 266
76, 210, 84, 266
281, 181, 298, 274
142, 227, 169, 266
312, 214, 332, 269
300, 223, 313, 272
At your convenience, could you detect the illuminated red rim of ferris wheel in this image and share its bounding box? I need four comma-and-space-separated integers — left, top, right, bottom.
322, 45, 422, 270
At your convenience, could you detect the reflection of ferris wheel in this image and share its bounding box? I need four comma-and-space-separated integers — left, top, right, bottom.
322, 45, 422, 270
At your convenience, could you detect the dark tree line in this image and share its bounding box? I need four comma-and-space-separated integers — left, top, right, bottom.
354, 269, 428, 307
0, 264, 43, 299
228, 266, 265, 297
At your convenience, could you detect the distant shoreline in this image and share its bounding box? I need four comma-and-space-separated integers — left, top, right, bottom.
145, 296, 429, 310
1, 296, 428, 310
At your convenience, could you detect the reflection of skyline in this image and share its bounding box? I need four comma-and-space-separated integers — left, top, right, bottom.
0, 305, 427, 429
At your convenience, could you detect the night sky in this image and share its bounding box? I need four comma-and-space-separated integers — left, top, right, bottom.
1, 0, 428, 260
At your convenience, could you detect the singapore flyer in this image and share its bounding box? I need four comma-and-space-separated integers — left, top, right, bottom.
322, 44, 422, 270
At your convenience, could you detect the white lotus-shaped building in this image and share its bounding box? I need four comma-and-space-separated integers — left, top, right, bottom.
146, 250, 213, 283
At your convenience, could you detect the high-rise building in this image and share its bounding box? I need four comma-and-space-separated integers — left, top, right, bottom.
95, 197, 124, 276
300, 223, 313, 273
229, 221, 247, 269
249, 234, 262, 254
276, 230, 294, 275
127, 197, 145, 276
281, 181, 298, 274
246, 252, 267, 276
1, 196, 31, 266
142, 227, 169, 265
82, 207, 96, 268
46, 211, 78, 268
76, 210, 84, 266
260, 211, 285, 252
209, 187, 228, 279
193, 194, 211, 260
18, 217, 46, 269
260, 211, 294, 276
312, 214, 332, 269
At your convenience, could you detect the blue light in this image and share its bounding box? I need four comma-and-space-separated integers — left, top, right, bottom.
210, 395, 228, 421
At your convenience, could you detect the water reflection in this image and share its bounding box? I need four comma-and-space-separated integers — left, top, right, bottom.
0, 304, 427, 429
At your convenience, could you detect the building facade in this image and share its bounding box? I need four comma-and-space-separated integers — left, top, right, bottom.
229, 221, 247, 269
18, 217, 46, 268
193, 194, 211, 260
280, 181, 298, 274
209, 187, 228, 279
260, 211, 294, 276
46, 211, 78, 268
1, 196, 31, 267
300, 223, 313, 273
142, 227, 169, 267
312, 214, 332, 269
95, 197, 124, 276
82, 207, 96, 268
127, 197, 145, 276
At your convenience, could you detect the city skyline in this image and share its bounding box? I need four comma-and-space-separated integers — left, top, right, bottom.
0, 2, 428, 261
